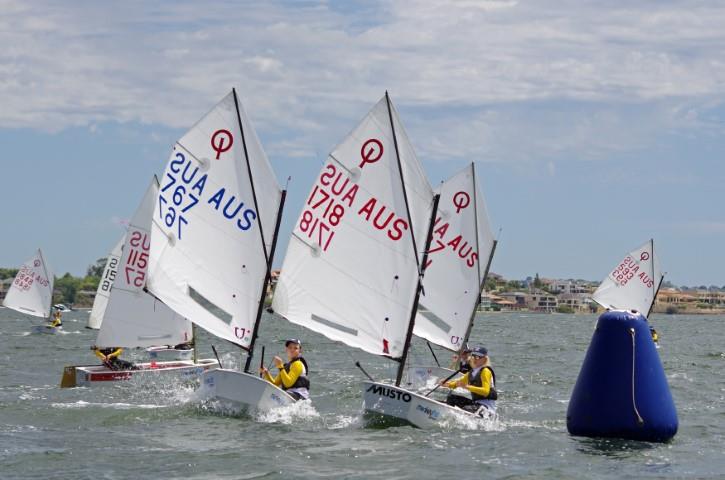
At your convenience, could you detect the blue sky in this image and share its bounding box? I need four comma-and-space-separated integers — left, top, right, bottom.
1, 0, 723, 286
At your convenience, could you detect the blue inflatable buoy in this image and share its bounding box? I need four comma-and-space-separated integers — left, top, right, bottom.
567, 310, 678, 442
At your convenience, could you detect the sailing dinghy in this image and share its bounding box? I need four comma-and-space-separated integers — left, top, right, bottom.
3, 249, 56, 334
146, 89, 291, 413
591, 239, 664, 319
407, 163, 497, 389
272, 93, 483, 428
60, 178, 218, 388
86, 235, 124, 330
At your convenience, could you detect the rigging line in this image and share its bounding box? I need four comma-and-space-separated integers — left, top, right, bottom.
232, 88, 270, 266
629, 327, 645, 426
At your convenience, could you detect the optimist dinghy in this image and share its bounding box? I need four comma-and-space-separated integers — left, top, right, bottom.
3, 249, 56, 333
60, 178, 218, 388
147, 89, 291, 413
273, 93, 484, 428
591, 239, 664, 320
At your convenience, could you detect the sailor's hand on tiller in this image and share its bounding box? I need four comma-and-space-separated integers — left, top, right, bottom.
273, 356, 284, 368
259, 366, 269, 375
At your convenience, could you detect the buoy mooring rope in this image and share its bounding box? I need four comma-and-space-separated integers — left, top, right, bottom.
629, 327, 644, 426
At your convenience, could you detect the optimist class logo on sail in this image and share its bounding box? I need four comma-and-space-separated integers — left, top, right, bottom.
157, 132, 257, 241
297, 138, 409, 252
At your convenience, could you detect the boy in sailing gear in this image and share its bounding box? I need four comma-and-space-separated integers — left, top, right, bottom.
260, 339, 310, 401
49, 310, 63, 328
93, 346, 137, 371
442, 346, 497, 415
451, 344, 472, 373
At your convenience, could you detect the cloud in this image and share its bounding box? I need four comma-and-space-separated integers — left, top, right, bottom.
1, 0, 725, 163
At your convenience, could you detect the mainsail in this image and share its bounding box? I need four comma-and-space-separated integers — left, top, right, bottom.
87, 235, 124, 330
414, 163, 496, 351
592, 239, 663, 317
2, 249, 54, 318
147, 90, 282, 349
96, 178, 192, 348
272, 93, 436, 361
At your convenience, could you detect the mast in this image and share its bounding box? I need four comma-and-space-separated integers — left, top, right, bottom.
462, 239, 498, 350
244, 189, 286, 373
385, 91, 422, 272
383, 91, 438, 386
460, 163, 498, 352
192, 323, 198, 364
37, 248, 52, 320
396, 194, 440, 386
232, 88, 269, 356
647, 273, 665, 320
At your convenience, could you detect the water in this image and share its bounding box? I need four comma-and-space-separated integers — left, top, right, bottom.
1, 308, 723, 479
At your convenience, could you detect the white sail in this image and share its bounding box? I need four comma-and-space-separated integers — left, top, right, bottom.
147, 90, 282, 348
2, 249, 54, 318
414, 163, 495, 351
96, 178, 192, 348
87, 235, 124, 329
592, 239, 663, 317
272, 94, 435, 359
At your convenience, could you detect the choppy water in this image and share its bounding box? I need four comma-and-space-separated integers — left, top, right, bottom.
0, 308, 723, 479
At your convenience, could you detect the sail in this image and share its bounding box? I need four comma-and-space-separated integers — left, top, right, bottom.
2, 249, 54, 318
96, 178, 192, 348
147, 90, 282, 348
87, 235, 124, 329
272, 94, 435, 359
414, 163, 495, 351
592, 239, 663, 317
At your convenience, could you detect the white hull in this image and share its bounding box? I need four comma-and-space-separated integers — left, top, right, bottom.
200, 369, 296, 413
146, 346, 194, 361
362, 381, 485, 428
60, 358, 218, 388
32, 325, 60, 335
406, 365, 456, 389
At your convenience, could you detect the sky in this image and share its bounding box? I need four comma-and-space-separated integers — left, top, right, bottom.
0, 0, 723, 287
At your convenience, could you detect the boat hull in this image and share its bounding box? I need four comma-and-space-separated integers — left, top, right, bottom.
60, 358, 218, 388
362, 381, 482, 428
199, 369, 296, 413
32, 325, 60, 335
146, 346, 194, 361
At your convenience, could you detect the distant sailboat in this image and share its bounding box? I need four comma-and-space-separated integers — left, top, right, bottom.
87, 236, 124, 330
591, 239, 664, 318
408, 163, 498, 387
3, 249, 56, 334
60, 178, 218, 388
273, 93, 484, 427
147, 89, 289, 412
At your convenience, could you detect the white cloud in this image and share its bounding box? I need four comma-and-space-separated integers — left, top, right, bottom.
1, 0, 725, 163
